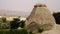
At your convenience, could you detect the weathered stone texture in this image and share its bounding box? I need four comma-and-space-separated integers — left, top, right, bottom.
25, 3, 56, 32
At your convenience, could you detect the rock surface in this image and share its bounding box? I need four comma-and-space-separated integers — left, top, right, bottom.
37, 24, 60, 34
25, 3, 56, 33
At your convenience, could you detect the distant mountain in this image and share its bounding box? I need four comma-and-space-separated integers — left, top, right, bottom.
0, 10, 31, 17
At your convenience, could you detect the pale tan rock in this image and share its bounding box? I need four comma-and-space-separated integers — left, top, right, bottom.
25, 3, 56, 32
34, 3, 47, 7
37, 24, 60, 34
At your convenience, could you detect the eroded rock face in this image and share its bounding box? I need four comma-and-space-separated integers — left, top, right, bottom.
25, 3, 56, 32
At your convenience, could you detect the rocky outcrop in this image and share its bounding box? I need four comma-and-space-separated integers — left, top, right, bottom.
25, 3, 56, 33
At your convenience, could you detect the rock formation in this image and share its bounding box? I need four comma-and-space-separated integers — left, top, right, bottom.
25, 3, 56, 33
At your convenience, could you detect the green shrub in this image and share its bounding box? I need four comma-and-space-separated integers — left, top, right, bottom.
10, 18, 20, 29
10, 18, 25, 29
38, 28, 44, 33
19, 20, 25, 28
0, 29, 28, 34
29, 31, 32, 34
2, 17, 6, 23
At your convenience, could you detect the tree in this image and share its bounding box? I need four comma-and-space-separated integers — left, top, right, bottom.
53, 12, 60, 24
1, 17, 6, 23
19, 20, 25, 28
10, 18, 20, 29
10, 18, 25, 29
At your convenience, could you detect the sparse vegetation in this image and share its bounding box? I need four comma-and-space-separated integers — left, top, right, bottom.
0, 29, 28, 34
0, 16, 28, 34
0, 16, 45, 34
0, 17, 10, 29
10, 18, 25, 30
0, 17, 7, 23
10, 18, 20, 29
2, 17, 6, 23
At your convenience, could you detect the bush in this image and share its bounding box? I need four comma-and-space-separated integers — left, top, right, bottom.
19, 20, 25, 28
10, 18, 20, 29
29, 31, 32, 34
53, 12, 60, 24
1, 17, 6, 23
0, 29, 28, 34
38, 28, 44, 33
10, 18, 25, 29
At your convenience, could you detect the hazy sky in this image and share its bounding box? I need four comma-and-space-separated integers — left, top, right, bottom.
0, 0, 60, 12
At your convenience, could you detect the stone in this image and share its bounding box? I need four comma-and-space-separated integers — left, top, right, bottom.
25, 3, 56, 33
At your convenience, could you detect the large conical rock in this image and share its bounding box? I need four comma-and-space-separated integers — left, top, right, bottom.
25, 3, 56, 33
